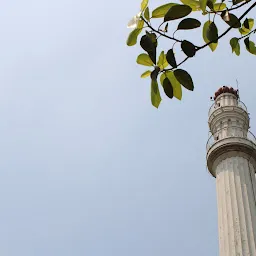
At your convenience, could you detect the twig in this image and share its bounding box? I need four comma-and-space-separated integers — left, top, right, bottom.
198, 0, 256, 50
158, 21, 165, 31
160, 1, 256, 72
164, 57, 190, 71
238, 28, 256, 40
139, 0, 256, 74
208, 0, 251, 13
141, 16, 182, 43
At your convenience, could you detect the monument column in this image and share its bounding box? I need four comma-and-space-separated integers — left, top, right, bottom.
207, 86, 256, 256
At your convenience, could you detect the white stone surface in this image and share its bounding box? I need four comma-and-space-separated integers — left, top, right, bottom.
207, 92, 256, 256
216, 156, 256, 256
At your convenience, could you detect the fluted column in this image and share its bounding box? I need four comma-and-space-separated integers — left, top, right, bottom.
216, 156, 256, 256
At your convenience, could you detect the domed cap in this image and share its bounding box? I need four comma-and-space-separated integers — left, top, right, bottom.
213, 86, 239, 100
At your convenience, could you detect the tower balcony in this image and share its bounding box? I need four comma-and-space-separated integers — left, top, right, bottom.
208, 100, 247, 117
206, 127, 256, 152
206, 127, 256, 177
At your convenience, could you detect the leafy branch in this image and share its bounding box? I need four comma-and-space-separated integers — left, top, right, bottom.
164, 57, 190, 71
127, 0, 256, 108
200, 0, 256, 50
141, 16, 182, 43
239, 27, 256, 39
208, 0, 251, 13
168, 1, 256, 70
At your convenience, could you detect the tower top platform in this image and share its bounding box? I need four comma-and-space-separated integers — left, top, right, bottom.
211, 86, 239, 101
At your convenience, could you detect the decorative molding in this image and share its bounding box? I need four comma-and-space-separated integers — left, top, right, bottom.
207, 137, 256, 177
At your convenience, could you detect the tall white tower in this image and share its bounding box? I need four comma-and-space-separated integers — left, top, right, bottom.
207, 86, 256, 256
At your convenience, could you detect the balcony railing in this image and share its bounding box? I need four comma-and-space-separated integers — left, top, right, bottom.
208, 103, 217, 117
208, 100, 247, 117
206, 127, 256, 151
238, 101, 247, 112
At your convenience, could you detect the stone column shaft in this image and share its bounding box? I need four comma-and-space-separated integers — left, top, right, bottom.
216, 156, 256, 256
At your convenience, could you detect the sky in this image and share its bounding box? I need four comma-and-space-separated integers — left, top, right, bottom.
0, 0, 256, 255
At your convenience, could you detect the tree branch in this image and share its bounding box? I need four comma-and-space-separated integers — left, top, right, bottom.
238, 28, 256, 40
158, 21, 165, 31
208, 0, 251, 13
159, 1, 256, 73
164, 57, 190, 71
141, 17, 182, 43
139, 0, 256, 76
198, 0, 256, 50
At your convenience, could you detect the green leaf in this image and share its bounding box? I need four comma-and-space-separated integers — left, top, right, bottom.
136, 53, 154, 66
221, 10, 229, 22
203, 21, 218, 51
166, 49, 177, 68
180, 0, 201, 11
167, 72, 182, 100
163, 78, 174, 99
144, 7, 150, 21
181, 40, 196, 57
160, 73, 165, 86
213, 3, 226, 11
141, 70, 151, 78
152, 3, 177, 18
178, 18, 201, 30
146, 32, 158, 48
239, 28, 248, 35
244, 37, 250, 49
244, 38, 256, 55
230, 37, 240, 56
239, 18, 254, 35
137, 20, 144, 29
233, 0, 244, 5
164, 5, 192, 22
222, 13, 241, 28
151, 80, 161, 108
140, 35, 156, 64
199, 0, 207, 13
157, 51, 167, 68
244, 18, 254, 30
160, 72, 182, 100
244, 18, 250, 29
207, 0, 214, 10
206, 22, 218, 43
141, 0, 148, 11
157, 51, 168, 70
127, 28, 142, 46
174, 69, 194, 91
150, 66, 160, 81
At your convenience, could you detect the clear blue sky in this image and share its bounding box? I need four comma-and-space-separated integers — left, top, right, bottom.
0, 1, 256, 255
